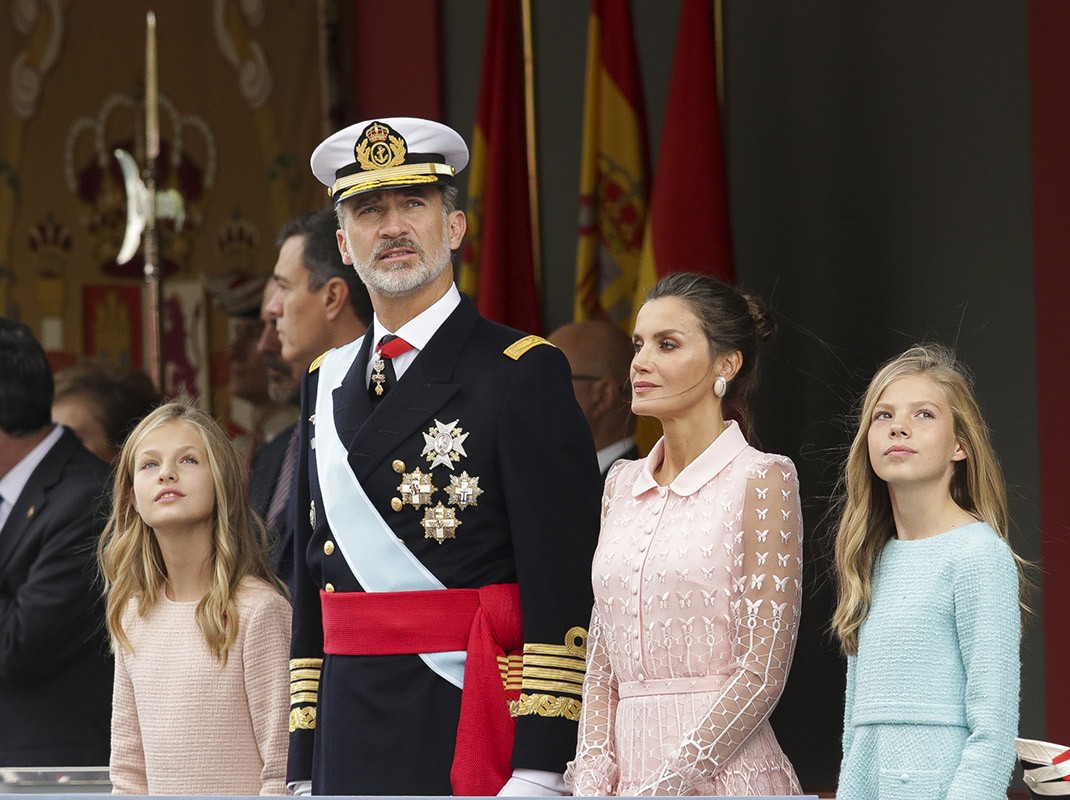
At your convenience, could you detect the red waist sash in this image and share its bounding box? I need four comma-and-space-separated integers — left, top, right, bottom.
320, 583, 522, 796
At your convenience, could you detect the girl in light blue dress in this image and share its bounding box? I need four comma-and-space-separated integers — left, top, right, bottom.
832, 344, 1026, 800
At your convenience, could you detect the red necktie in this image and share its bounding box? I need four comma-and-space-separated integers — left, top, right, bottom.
370, 334, 414, 401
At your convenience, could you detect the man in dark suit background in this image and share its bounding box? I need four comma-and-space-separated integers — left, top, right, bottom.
255, 210, 372, 590
0, 319, 112, 767
549, 320, 639, 480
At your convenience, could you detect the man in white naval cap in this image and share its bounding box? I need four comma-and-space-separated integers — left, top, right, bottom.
286, 117, 601, 796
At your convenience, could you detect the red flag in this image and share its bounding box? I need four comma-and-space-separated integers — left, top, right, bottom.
459, 0, 541, 334
574, 0, 650, 330
633, 0, 733, 323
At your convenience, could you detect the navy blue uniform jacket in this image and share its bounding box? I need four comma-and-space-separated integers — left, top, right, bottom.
287, 296, 601, 795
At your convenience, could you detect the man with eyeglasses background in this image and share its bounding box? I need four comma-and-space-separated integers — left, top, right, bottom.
549, 321, 639, 482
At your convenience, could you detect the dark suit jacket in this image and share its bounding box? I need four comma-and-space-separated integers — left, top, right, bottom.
250, 422, 298, 589
287, 296, 601, 794
0, 428, 113, 767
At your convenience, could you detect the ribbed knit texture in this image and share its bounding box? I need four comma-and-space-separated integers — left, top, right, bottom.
837, 522, 1020, 800
109, 578, 291, 795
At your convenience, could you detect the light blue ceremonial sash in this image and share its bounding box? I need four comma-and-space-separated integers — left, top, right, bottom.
315, 338, 466, 688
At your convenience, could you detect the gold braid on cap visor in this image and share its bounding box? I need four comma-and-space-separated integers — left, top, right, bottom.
330, 162, 456, 201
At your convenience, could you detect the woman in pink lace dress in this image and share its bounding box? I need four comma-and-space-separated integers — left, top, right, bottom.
566, 273, 802, 796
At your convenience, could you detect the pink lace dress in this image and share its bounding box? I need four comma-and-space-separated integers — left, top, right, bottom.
566, 422, 803, 796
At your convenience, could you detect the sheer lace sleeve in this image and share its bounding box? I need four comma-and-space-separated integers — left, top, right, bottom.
565, 602, 620, 795
635, 459, 803, 795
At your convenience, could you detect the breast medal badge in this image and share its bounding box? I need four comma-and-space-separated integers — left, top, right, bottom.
446, 471, 482, 510
422, 419, 469, 470
421, 503, 461, 544
416, 420, 478, 543
371, 353, 387, 396
398, 467, 436, 509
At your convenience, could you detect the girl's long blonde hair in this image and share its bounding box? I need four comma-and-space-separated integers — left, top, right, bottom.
831, 344, 1027, 655
98, 401, 284, 663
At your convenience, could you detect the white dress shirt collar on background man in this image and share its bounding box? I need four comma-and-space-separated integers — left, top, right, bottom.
0, 423, 64, 533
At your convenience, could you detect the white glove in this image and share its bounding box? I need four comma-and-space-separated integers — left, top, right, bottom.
287, 779, 312, 796
497, 769, 569, 796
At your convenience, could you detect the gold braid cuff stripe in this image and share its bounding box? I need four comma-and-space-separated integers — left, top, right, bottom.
523, 627, 588, 659
522, 667, 584, 685
510, 693, 582, 721
289, 706, 316, 732
290, 668, 321, 681
291, 691, 318, 704
498, 655, 524, 691
291, 680, 320, 693
290, 658, 324, 669
523, 653, 585, 672
521, 678, 584, 697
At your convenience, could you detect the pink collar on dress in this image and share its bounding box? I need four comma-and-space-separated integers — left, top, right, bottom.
632, 420, 749, 498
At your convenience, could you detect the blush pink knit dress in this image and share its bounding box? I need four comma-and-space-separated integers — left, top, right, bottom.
566, 422, 802, 796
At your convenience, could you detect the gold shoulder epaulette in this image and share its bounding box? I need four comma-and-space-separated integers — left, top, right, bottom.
504, 335, 554, 361
308, 350, 330, 373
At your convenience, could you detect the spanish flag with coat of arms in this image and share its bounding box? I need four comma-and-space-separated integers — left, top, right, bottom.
573, 0, 650, 330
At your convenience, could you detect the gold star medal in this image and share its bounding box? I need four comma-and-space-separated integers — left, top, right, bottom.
421, 503, 461, 544
398, 468, 436, 509
422, 419, 469, 470
446, 471, 482, 510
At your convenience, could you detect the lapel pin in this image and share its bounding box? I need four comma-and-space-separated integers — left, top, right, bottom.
26, 505, 36, 519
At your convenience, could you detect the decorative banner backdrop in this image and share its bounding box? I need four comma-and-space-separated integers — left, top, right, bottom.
0, 1, 330, 411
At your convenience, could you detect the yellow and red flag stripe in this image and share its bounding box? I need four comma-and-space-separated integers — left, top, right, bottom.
574, 0, 650, 330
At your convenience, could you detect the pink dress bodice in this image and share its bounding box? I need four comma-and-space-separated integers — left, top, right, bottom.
567, 422, 803, 796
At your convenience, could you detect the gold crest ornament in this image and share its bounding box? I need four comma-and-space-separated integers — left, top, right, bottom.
422, 419, 469, 470
446, 471, 483, 510
371, 353, 387, 396
355, 121, 407, 172
398, 468, 437, 509
421, 503, 461, 544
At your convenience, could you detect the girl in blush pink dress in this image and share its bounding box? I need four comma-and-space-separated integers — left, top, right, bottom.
566, 273, 802, 796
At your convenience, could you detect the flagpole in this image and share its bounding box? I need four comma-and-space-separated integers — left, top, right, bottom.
714, 0, 724, 105
143, 10, 162, 389
520, 0, 541, 294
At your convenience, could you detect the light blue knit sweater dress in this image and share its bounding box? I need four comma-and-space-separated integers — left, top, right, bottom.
836, 522, 1020, 800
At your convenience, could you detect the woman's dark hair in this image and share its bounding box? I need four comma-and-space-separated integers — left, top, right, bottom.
0, 318, 54, 435
645, 271, 776, 432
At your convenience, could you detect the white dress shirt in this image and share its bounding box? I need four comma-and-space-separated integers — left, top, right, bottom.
0, 424, 64, 534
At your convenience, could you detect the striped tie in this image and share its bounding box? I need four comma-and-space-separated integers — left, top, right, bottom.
266, 426, 300, 533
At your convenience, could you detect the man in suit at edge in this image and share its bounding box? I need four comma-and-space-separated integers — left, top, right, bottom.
548, 321, 640, 482
257, 210, 372, 590
286, 118, 601, 796
0, 319, 112, 767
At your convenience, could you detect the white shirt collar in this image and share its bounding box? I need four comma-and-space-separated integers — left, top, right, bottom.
0, 424, 64, 531
597, 436, 637, 474
365, 283, 461, 383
